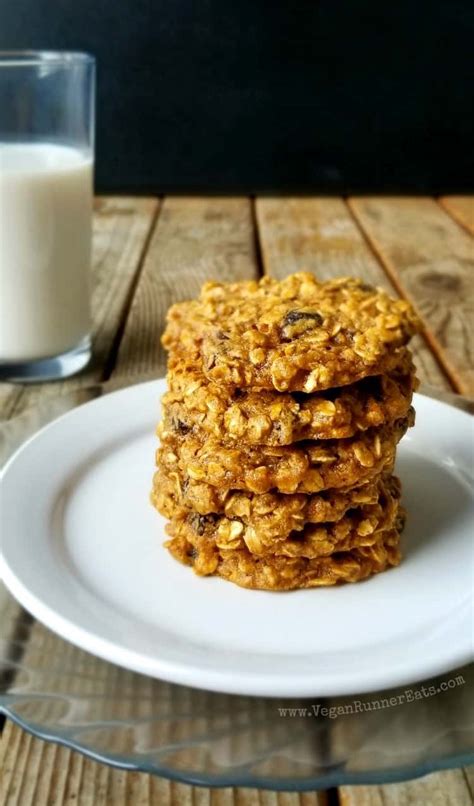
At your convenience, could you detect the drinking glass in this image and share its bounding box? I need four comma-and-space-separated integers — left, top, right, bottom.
0, 51, 95, 381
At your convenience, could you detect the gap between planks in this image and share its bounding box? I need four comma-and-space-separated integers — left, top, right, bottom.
102, 198, 163, 381
438, 196, 474, 237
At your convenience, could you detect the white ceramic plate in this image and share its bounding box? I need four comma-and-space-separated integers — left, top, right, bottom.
1, 381, 473, 697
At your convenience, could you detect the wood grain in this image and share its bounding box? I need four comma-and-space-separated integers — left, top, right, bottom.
348, 197, 474, 396
111, 197, 260, 380
0, 722, 328, 805
0, 197, 159, 420
339, 767, 474, 805
255, 197, 451, 391
439, 196, 474, 237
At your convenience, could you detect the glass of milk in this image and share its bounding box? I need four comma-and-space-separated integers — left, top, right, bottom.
0, 51, 95, 381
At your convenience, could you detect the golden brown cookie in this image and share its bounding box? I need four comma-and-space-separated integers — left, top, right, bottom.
162, 273, 420, 392
162, 357, 417, 445
157, 412, 413, 495
153, 467, 389, 519
152, 466, 400, 537
165, 521, 403, 590
157, 476, 401, 557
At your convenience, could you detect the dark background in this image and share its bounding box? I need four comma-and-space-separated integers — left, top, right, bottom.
2, 0, 473, 193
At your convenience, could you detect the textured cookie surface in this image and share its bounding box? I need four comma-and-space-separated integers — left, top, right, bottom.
153, 468, 400, 540
165, 523, 403, 590
156, 475, 401, 557
163, 360, 417, 446
163, 273, 420, 392
157, 412, 413, 495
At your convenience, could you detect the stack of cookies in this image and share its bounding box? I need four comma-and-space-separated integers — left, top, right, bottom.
151, 273, 420, 591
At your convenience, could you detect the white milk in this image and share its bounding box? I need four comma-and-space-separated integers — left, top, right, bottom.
0, 143, 92, 361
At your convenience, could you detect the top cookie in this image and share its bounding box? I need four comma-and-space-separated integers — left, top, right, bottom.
162, 273, 420, 392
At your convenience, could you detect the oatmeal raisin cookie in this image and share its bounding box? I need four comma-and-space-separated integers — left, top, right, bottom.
155, 475, 401, 556
152, 466, 400, 536
163, 273, 420, 392
165, 520, 404, 590
162, 356, 417, 445
157, 412, 413, 495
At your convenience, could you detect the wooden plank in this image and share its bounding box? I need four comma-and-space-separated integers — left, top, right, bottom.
255, 197, 451, 391
0, 196, 159, 420
348, 197, 474, 396
0, 197, 159, 676
0, 722, 327, 805
111, 197, 260, 380
339, 767, 473, 805
439, 196, 474, 237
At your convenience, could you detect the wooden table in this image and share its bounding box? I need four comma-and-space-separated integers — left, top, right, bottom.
1, 195, 473, 805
